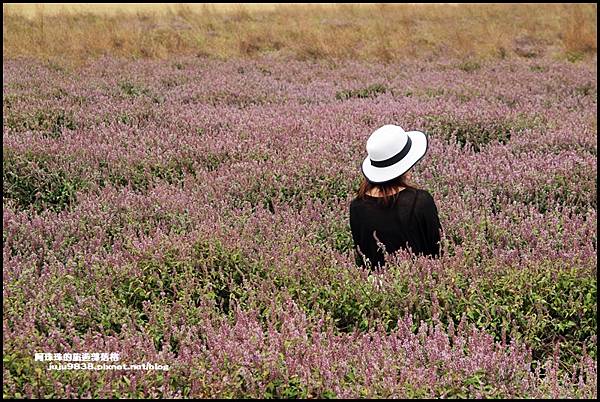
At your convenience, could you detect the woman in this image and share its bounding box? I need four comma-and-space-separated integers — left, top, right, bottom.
350, 124, 442, 269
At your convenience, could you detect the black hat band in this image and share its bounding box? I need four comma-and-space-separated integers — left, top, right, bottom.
370, 136, 412, 168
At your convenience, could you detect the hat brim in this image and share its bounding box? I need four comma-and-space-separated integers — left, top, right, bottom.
361, 131, 428, 183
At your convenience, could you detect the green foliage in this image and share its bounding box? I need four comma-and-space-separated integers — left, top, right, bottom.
439, 369, 510, 398
4, 108, 77, 138
464, 266, 597, 366
4, 148, 196, 212
105, 163, 150, 192
310, 174, 353, 201
5, 232, 594, 397
104, 158, 196, 192
457, 60, 481, 73
423, 115, 509, 151
263, 375, 309, 399
202, 151, 231, 172
3, 150, 85, 212
303, 262, 596, 368
5, 248, 211, 349
530, 64, 548, 73
191, 239, 272, 318
3, 351, 57, 398
115, 249, 191, 312
150, 158, 196, 183
424, 87, 446, 98
336, 83, 387, 100
3, 346, 176, 398
566, 51, 584, 63
232, 172, 352, 212
573, 81, 595, 97
495, 170, 597, 214
204, 91, 274, 108
119, 80, 150, 97
422, 113, 544, 152
192, 239, 252, 315
117, 112, 132, 125
314, 221, 354, 254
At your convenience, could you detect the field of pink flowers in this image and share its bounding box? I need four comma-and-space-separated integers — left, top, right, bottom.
3, 56, 597, 398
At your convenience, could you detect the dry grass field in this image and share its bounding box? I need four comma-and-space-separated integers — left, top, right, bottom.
3, 3, 597, 65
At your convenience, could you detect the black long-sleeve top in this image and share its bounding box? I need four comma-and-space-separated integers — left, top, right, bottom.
349, 188, 442, 268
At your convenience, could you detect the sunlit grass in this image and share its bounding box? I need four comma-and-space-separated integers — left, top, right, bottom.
3, 3, 597, 65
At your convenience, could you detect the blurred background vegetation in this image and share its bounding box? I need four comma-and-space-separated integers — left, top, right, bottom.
2, 3, 597, 65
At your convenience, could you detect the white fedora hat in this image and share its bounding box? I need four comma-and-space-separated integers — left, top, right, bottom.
361, 124, 428, 183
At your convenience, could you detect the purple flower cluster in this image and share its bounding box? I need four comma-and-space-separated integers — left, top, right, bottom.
3, 55, 597, 398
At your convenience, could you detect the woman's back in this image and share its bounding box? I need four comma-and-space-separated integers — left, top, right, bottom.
349, 187, 441, 268
351, 124, 441, 268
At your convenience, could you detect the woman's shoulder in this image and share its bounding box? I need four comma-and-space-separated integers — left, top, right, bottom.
412, 188, 437, 210
349, 197, 367, 220
414, 188, 434, 199
350, 188, 434, 207
350, 196, 366, 209
350, 195, 377, 212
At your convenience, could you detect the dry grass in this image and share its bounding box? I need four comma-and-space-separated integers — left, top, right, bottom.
3, 3, 597, 66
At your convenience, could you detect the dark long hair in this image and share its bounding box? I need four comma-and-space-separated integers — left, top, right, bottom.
357, 173, 417, 206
